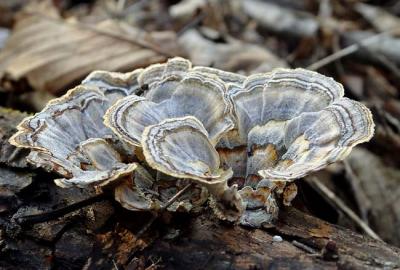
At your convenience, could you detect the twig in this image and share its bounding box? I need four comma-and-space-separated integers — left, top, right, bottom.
15, 193, 109, 226
112, 259, 119, 270
307, 29, 398, 71
292, 240, 318, 254
177, 12, 206, 37
343, 160, 371, 223
135, 183, 193, 239
145, 257, 162, 270
306, 177, 382, 241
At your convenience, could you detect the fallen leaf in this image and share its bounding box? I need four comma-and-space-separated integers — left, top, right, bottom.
0, 14, 179, 94
346, 148, 400, 246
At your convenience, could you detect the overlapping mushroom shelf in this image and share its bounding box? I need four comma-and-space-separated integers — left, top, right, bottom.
9, 57, 374, 226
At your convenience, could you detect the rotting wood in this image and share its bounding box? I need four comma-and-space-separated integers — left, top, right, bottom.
134, 207, 400, 270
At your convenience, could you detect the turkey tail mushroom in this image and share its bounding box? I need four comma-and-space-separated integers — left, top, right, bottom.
104, 70, 235, 146
258, 98, 375, 181
9, 57, 375, 226
9, 86, 137, 188
141, 116, 244, 222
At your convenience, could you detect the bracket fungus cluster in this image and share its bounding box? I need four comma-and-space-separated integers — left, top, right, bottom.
9, 57, 374, 226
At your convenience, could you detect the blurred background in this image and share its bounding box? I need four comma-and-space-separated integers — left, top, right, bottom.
0, 0, 399, 267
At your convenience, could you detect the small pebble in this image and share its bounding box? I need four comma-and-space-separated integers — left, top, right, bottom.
272, 235, 283, 242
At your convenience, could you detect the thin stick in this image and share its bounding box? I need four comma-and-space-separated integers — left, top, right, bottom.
135, 183, 193, 238
112, 259, 119, 270
292, 240, 318, 254
145, 257, 162, 270
343, 160, 371, 222
177, 13, 206, 37
307, 177, 382, 241
307, 29, 397, 71
15, 193, 108, 226
161, 183, 194, 211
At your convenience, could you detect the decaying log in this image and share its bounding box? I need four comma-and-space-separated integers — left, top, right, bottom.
136, 207, 400, 269
2, 193, 400, 269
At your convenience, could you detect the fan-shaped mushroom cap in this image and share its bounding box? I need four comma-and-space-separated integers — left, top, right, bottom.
216, 69, 348, 185
55, 138, 137, 188
192, 66, 246, 86
115, 182, 159, 211
82, 69, 143, 103
139, 57, 192, 103
103, 95, 169, 147
141, 116, 244, 220
104, 71, 234, 146
141, 116, 225, 184
114, 165, 161, 211
9, 86, 137, 187
230, 68, 345, 143
138, 57, 246, 102
216, 68, 374, 188
258, 97, 374, 180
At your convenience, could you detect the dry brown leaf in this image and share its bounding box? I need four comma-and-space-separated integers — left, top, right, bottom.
346, 148, 400, 246
0, 14, 180, 94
